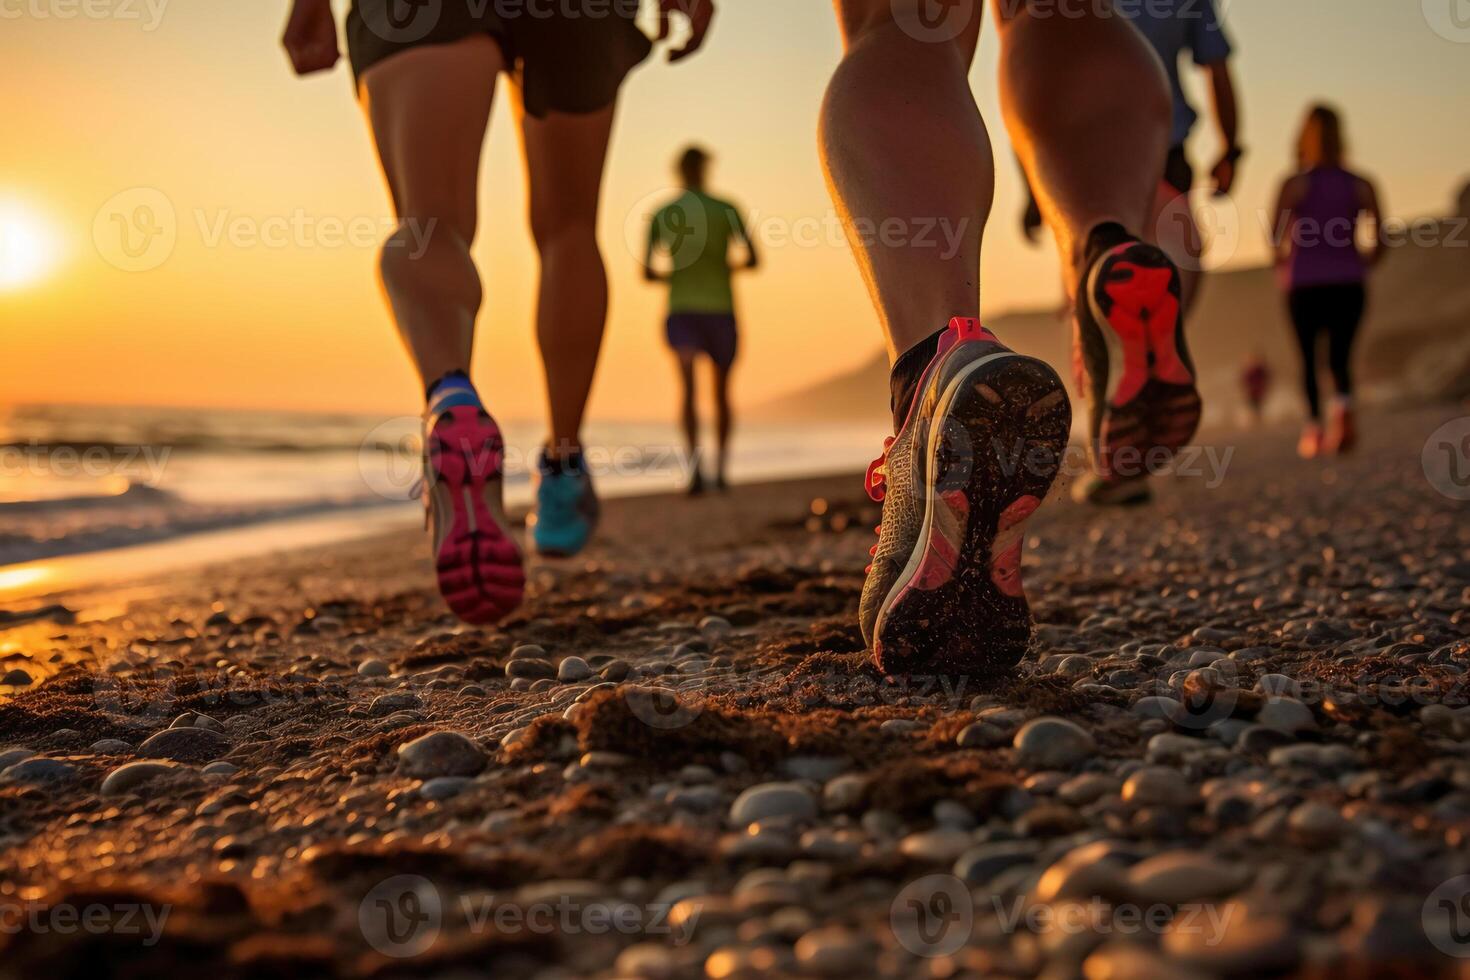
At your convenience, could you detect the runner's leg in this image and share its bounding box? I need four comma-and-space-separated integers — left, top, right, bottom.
360, 35, 501, 390
820, 0, 986, 361
517, 97, 618, 457
996, 1, 1171, 297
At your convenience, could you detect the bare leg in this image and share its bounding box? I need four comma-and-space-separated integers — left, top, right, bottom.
820, 0, 987, 361
516, 98, 617, 457
996, 1, 1171, 297
712, 362, 733, 484
674, 350, 698, 465
360, 36, 501, 390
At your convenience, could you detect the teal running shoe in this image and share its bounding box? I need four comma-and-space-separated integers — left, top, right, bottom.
531, 450, 599, 557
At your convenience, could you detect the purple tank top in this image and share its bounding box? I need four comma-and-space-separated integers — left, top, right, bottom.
1287, 167, 1366, 289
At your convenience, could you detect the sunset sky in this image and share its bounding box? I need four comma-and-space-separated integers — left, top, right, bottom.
2, 0, 1468, 422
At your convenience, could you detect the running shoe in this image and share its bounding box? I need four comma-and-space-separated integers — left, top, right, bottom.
1073, 238, 1201, 484
531, 451, 600, 557
1071, 472, 1153, 507
423, 405, 525, 624
860, 317, 1071, 678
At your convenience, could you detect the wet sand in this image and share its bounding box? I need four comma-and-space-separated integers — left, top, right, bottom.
1, 407, 1468, 977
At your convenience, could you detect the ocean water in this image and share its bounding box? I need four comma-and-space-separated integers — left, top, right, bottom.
0, 404, 887, 567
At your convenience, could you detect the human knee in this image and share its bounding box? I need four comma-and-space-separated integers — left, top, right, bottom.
528, 200, 598, 254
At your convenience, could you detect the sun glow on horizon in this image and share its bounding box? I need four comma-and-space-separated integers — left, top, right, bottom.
0, 198, 63, 292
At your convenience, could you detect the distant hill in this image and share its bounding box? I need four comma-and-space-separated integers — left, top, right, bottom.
754, 194, 1470, 425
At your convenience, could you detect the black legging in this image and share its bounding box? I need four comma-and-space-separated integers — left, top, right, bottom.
1288, 283, 1366, 419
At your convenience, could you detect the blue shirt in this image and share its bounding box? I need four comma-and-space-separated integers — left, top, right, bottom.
1120, 0, 1233, 146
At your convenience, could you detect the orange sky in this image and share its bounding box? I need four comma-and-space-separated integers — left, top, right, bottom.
2, 1, 1468, 421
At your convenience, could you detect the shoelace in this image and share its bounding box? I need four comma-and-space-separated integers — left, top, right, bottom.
862, 436, 896, 574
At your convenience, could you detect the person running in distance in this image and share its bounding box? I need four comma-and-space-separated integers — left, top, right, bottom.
822, 1, 1200, 677
1017, 0, 1241, 505
644, 146, 759, 494
281, 0, 715, 624
1272, 104, 1384, 458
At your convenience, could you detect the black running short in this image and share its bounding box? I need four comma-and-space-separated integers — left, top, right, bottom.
346, 0, 653, 118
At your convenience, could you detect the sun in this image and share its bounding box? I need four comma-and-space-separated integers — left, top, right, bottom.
0, 199, 63, 291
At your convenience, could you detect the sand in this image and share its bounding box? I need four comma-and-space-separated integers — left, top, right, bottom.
0, 406, 1468, 977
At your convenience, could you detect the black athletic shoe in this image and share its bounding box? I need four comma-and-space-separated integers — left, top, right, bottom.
860, 317, 1071, 678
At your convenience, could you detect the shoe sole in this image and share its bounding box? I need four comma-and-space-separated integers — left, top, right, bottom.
872, 351, 1071, 678
428, 408, 525, 625
1084, 243, 1201, 482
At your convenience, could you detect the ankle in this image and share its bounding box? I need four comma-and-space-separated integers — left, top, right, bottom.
889, 328, 947, 430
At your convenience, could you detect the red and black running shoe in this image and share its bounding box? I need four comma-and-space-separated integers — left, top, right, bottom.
860, 317, 1071, 679
1073, 239, 1201, 484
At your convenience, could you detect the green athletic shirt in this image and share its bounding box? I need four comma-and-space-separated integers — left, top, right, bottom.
647, 190, 749, 315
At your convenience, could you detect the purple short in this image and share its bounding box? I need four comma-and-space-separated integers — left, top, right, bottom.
666, 313, 738, 370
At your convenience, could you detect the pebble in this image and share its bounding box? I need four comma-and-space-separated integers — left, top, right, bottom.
956, 721, 1009, 749
728, 782, 817, 825
1126, 851, 1245, 905
1083, 942, 1211, 980
138, 727, 232, 763
419, 776, 473, 800
3, 758, 77, 782
898, 828, 973, 864
954, 841, 1038, 884
397, 731, 487, 779
201, 761, 240, 777
357, 658, 391, 677
880, 718, 921, 736
1133, 696, 1182, 722
698, 615, 733, 639
1121, 767, 1195, 807
88, 739, 133, 755
614, 942, 680, 979
1058, 773, 1121, 806
506, 658, 555, 680
1162, 903, 1300, 974
557, 657, 592, 682
783, 756, 848, 782
1, 668, 33, 687
1013, 717, 1095, 770
369, 692, 422, 716
101, 760, 185, 796
793, 926, 873, 975
508, 644, 546, 659
1256, 697, 1316, 734
0, 748, 36, 771
821, 773, 868, 813
1287, 801, 1346, 847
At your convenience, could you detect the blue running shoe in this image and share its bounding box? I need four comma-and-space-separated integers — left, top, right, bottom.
531, 450, 599, 557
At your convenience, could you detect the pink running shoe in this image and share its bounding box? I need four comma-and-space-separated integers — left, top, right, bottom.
423, 405, 525, 624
